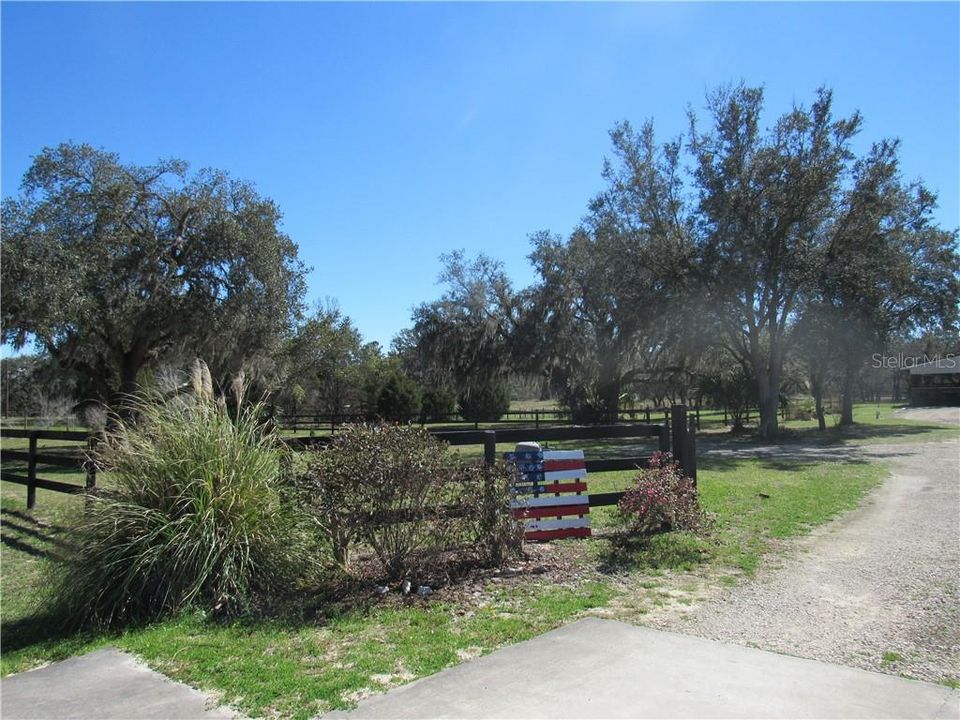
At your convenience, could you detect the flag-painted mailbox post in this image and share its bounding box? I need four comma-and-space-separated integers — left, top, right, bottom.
504, 447, 592, 541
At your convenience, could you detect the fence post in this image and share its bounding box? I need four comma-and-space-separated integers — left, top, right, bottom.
535, 410, 540, 430
658, 423, 670, 453
482, 430, 497, 466
685, 415, 698, 488
695, 405, 701, 431
27, 432, 37, 509
671, 405, 688, 477
85, 435, 98, 489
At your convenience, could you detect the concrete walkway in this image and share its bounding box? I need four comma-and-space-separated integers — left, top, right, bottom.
1, 647, 241, 720
324, 618, 959, 719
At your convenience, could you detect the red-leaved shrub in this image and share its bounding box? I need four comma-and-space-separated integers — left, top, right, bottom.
617, 452, 705, 535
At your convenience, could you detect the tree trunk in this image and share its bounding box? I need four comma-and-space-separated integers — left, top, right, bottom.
808, 369, 827, 432
815, 393, 827, 431
757, 383, 780, 439
111, 344, 148, 421
839, 365, 856, 426
754, 359, 781, 440
597, 378, 621, 423
597, 355, 621, 422
749, 327, 782, 440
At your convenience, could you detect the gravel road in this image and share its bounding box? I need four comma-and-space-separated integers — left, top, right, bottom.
659, 413, 960, 685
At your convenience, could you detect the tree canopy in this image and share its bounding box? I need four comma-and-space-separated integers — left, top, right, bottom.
4, 87, 957, 435
1, 143, 306, 407
403, 85, 958, 437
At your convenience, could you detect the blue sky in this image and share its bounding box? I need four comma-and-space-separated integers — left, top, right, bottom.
3, 2, 958, 352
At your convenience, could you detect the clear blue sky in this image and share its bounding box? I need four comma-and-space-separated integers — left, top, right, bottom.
3, 2, 958, 352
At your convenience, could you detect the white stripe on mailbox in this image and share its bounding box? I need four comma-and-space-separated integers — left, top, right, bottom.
511, 495, 590, 509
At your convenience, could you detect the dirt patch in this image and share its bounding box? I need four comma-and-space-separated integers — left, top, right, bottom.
893, 406, 960, 426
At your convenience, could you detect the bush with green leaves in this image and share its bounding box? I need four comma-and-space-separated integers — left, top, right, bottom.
294, 424, 521, 580
420, 386, 456, 421
374, 370, 421, 421
617, 452, 706, 536
48, 362, 309, 629
458, 381, 510, 422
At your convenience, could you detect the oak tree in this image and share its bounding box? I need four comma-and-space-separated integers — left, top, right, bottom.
1, 143, 306, 408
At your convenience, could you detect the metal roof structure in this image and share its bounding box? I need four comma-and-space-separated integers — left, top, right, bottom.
908, 357, 960, 375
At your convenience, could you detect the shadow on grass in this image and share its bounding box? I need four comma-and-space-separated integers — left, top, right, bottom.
700, 421, 953, 450
694, 422, 953, 472
0, 611, 105, 658
697, 454, 876, 474
1, 534, 65, 562
594, 531, 709, 575
1, 462, 88, 477
0, 509, 69, 561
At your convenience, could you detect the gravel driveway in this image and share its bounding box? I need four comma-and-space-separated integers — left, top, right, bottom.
658, 420, 959, 686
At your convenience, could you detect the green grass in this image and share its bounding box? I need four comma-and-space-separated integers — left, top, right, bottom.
777, 402, 958, 444
3, 563, 612, 718
129, 583, 612, 720
1, 401, 948, 717
881, 651, 905, 665
582, 457, 886, 574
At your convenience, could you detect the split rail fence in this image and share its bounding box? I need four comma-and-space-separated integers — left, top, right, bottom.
0, 429, 98, 509
289, 404, 698, 511
281, 406, 711, 433
1, 405, 697, 512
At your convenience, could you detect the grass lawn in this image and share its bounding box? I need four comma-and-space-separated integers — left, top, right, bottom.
779, 401, 959, 443
1, 403, 952, 717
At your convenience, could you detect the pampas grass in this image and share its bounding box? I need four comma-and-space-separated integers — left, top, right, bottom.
48, 363, 308, 629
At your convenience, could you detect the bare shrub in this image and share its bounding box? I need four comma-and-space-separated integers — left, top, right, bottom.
83, 404, 108, 432
35, 392, 75, 427
617, 452, 706, 535
294, 424, 522, 581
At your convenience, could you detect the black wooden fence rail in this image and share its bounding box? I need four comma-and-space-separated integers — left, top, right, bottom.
281, 406, 698, 432
0, 429, 97, 509
288, 405, 697, 511
2, 406, 697, 514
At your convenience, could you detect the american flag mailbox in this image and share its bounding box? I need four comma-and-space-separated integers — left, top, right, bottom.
504, 444, 592, 541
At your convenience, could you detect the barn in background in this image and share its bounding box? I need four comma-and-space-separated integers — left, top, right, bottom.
908, 358, 960, 406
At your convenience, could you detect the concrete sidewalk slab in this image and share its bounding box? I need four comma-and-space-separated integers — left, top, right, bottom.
324, 618, 959, 719
1, 647, 241, 720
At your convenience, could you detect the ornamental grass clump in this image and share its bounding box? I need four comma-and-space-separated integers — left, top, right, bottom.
49, 361, 307, 629
617, 452, 706, 536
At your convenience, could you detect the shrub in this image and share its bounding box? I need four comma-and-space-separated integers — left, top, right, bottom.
456, 460, 525, 567
48, 362, 308, 629
295, 424, 522, 580
374, 371, 421, 421
420, 386, 456, 421
458, 381, 510, 422
617, 452, 705, 536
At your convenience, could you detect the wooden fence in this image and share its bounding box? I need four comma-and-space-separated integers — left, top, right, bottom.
1, 405, 697, 513
289, 405, 698, 511
279, 406, 708, 433
0, 429, 98, 509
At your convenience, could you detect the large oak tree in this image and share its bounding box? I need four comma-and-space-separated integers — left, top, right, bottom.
1, 143, 306, 408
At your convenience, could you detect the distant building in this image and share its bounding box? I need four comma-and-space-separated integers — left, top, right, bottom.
908, 357, 960, 406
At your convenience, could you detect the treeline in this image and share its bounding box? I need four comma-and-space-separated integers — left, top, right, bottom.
2, 86, 958, 438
